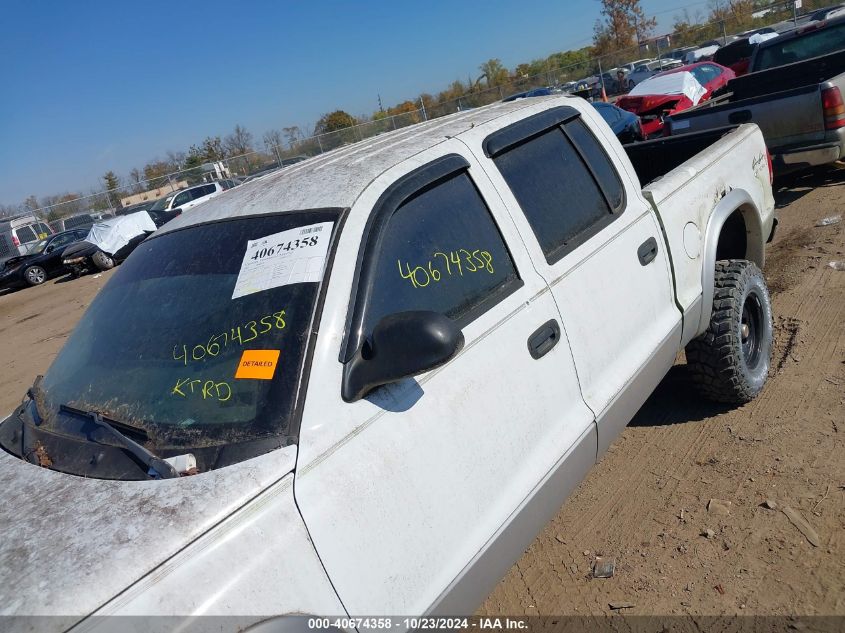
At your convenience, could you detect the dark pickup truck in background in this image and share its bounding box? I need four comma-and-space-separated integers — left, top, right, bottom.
665, 16, 845, 174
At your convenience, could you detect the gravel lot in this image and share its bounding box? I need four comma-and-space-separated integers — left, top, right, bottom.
1, 167, 843, 617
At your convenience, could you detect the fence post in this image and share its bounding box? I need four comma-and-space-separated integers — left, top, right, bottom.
316, 134, 324, 153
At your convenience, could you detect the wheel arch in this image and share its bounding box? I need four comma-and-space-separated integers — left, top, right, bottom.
697, 189, 765, 336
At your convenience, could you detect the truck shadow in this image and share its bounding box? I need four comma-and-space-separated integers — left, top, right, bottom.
628, 364, 733, 427
774, 162, 845, 208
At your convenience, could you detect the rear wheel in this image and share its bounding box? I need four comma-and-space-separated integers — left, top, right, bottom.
686, 259, 773, 403
23, 265, 47, 286
92, 251, 115, 271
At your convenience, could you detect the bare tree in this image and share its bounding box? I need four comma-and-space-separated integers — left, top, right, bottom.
282, 126, 302, 149
128, 168, 145, 193
224, 124, 254, 157
263, 129, 284, 159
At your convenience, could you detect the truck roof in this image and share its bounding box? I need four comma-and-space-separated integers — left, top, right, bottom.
157, 97, 569, 234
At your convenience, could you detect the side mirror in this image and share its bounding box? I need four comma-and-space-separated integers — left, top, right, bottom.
45, 245, 54, 253
342, 311, 464, 402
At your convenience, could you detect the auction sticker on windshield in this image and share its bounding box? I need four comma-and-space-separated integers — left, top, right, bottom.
232, 221, 334, 299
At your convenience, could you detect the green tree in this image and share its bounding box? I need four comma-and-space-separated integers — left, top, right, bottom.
478, 58, 508, 88
103, 171, 123, 209
182, 146, 206, 184
593, 0, 656, 55
314, 110, 356, 135
143, 160, 173, 190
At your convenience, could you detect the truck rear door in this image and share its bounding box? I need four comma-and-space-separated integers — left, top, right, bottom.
465, 103, 682, 456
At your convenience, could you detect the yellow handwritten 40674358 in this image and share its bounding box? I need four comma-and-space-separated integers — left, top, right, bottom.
398, 249, 494, 289
173, 310, 287, 366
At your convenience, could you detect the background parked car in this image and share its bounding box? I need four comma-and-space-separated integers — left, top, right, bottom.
119, 201, 156, 214
61, 212, 157, 277
618, 58, 653, 72
0, 214, 54, 266
50, 213, 96, 233
116, 202, 180, 227
0, 229, 88, 289
591, 102, 645, 143
627, 59, 683, 87
809, 3, 845, 21
502, 87, 554, 101
616, 62, 735, 136
148, 181, 228, 214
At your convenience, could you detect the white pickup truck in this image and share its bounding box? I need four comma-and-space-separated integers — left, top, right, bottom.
0, 97, 776, 631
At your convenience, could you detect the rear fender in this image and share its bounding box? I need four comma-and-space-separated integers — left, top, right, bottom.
697, 189, 763, 337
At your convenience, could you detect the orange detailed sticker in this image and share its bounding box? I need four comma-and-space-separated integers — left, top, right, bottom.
235, 349, 280, 380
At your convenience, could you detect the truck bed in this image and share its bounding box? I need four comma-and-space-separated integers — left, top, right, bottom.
622, 127, 739, 186
621, 124, 775, 337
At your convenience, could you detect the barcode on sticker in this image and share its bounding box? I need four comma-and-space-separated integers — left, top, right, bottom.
299, 226, 324, 235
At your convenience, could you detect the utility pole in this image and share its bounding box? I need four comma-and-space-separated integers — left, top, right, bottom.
598, 58, 606, 101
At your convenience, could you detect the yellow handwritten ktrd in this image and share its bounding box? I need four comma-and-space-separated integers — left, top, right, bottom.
398, 250, 494, 288
171, 378, 232, 402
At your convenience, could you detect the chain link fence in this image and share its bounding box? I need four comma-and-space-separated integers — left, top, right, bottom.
12, 0, 824, 225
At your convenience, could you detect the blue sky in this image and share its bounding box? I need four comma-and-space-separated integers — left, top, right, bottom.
0, 0, 709, 204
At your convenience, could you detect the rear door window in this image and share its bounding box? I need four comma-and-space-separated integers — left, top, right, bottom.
15, 225, 37, 244
362, 171, 520, 334
755, 22, 845, 69
48, 232, 78, 250
491, 117, 625, 263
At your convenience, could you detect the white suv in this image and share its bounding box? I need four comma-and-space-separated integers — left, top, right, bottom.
149, 180, 237, 213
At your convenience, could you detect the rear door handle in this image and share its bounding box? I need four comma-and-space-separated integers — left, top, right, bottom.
638, 237, 659, 266
528, 319, 561, 360
728, 109, 752, 124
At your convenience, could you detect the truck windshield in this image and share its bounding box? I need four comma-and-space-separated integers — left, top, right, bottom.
32, 210, 341, 464
754, 22, 845, 70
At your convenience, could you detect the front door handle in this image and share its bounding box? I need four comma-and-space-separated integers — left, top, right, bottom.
528, 319, 561, 360
638, 237, 659, 266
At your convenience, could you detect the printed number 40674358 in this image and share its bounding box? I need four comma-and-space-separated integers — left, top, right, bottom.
398, 249, 494, 289
251, 235, 319, 261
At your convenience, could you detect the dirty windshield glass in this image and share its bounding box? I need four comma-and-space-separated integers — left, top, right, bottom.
150, 195, 175, 212
36, 210, 340, 453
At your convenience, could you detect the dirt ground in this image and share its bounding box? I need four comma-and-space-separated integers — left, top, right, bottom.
0, 167, 843, 619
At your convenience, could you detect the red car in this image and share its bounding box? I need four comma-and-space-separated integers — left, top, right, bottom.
616, 62, 735, 137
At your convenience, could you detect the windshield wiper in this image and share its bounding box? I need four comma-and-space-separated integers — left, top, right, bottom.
59, 404, 178, 479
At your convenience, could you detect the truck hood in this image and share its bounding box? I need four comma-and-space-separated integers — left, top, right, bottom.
0, 440, 296, 620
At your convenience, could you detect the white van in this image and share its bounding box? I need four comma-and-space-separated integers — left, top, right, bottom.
0, 214, 53, 266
